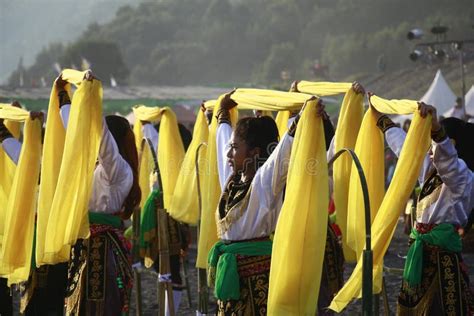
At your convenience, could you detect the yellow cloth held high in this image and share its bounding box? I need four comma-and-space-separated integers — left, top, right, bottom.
37, 69, 103, 265
296, 81, 352, 96
268, 99, 329, 315
132, 106, 185, 211
329, 96, 431, 312
0, 106, 42, 285
169, 110, 209, 224
331, 89, 363, 263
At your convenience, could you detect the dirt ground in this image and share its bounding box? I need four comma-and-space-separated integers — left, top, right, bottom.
11, 217, 474, 315
126, 219, 474, 316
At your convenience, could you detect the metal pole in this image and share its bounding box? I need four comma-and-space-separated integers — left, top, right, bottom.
328, 149, 373, 315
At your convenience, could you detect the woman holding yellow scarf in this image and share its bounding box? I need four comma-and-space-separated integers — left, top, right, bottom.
207, 92, 328, 315
46, 71, 141, 315
0, 103, 43, 316
372, 99, 474, 315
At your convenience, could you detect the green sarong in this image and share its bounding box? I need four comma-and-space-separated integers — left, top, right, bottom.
403, 223, 462, 286
208, 239, 273, 301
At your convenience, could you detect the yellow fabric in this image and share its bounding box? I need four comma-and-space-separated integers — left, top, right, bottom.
37, 69, 103, 265
332, 89, 364, 263
346, 108, 385, 260
275, 111, 291, 139
268, 99, 329, 315
169, 110, 209, 224
198, 89, 315, 269
297, 81, 352, 96
157, 108, 185, 209
204, 90, 312, 112
133, 105, 161, 209
0, 106, 21, 252
196, 97, 227, 268
132, 106, 185, 211
0, 107, 42, 285
230, 89, 311, 111
329, 97, 431, 312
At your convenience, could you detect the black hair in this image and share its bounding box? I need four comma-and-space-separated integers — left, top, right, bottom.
153, 122, 193, 151
322, 117, 335, 151
234, 116, 279, 161
440, 117, 474, 171
105, 115, 141, 219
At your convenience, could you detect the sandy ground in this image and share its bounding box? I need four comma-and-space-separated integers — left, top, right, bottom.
126, 219, 474, 315
11, 217, 474, 315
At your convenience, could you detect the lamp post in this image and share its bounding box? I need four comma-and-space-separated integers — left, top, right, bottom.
407, 25, 474, 115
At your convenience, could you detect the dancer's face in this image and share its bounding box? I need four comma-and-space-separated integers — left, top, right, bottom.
226, 133, 258, 174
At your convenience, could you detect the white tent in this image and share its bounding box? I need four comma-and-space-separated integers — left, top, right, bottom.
465, 85, 474, 116
419, 70, 457, 116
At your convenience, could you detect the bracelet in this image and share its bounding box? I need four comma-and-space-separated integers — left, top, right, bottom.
376, 115, 396, 133
58, 90, 71, 108
216, 108, 231, 125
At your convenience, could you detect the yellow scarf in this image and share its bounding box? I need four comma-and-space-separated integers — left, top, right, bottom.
37, 69, 103, 265
0, 106, 42, 285
268, 99, 329, 315
296, 81, 352, 96
346, 108, 384, 260
132, 106, 185, 210
0, 108, 21, 251
329, 96, 431, 312
331, 89, 364, 263
275, 110, 291, 139
197, 89, 312, 269
169, 110, 209, 224
196, 96, 237, 268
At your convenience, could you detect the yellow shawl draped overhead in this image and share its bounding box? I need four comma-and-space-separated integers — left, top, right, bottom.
0, 106, 21, 249
168, 110, 209, 224
268, 99, 329, 315
132, 106, 185, 211
346, 107, 384, 260
295, 82, 364, 263
329, 96, 431, 312
0, 107, 42, 285
133, 105, 161, 210
37, 69, 103, 265
296, 81, 352, 96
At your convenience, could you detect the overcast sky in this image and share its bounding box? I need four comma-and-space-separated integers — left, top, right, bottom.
0, 0, 137, 83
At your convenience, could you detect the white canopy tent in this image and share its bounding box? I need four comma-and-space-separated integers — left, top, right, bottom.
465, 85, 474, 116
420, 70, 457, 116
393, 69, 458, 124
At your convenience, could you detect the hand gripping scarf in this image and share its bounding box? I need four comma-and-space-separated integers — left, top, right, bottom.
36, 69, 103, 265
329, 95, 431, 312
0, 106, 42, 285
267, 99, 329, 315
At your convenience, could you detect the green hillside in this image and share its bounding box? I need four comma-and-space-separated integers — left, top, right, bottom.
7, 0, 474, 88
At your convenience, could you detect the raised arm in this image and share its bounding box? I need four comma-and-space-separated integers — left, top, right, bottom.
432, 136, 473, 200
374, 110, 431, 184
216, 122, 233, 190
